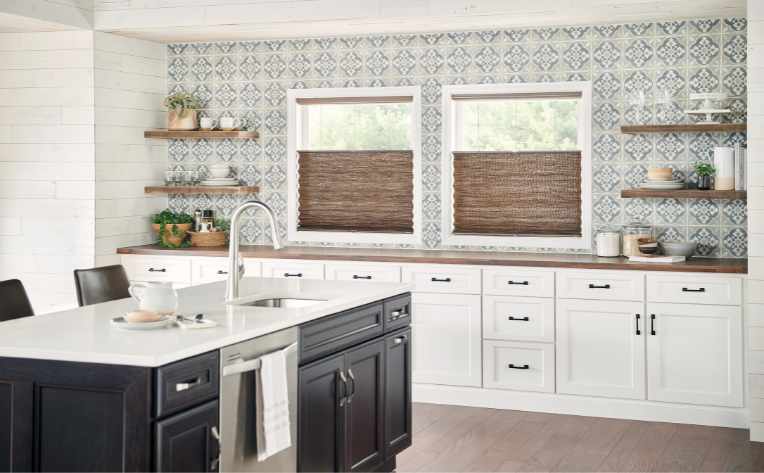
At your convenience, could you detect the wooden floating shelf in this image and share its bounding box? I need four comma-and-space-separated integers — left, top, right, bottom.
145, 185, 260, 195
621, 189, 747, 199
144, 129, 259, 140
620, 124, 747, 134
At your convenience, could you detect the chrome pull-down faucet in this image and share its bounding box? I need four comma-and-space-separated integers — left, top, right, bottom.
226, 200, 281, 301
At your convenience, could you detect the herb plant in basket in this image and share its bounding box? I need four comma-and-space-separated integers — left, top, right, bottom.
152, 210, 194, 248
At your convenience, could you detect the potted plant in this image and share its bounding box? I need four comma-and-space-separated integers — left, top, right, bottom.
694, 162, 716, 190
151, 210, 194, 248
163, 93, 201, 130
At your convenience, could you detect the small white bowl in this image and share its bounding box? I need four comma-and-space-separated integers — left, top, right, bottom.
208, 164, 230, 179
660, 241, 697, 257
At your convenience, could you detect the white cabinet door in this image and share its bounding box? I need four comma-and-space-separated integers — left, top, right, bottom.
557, 299, 645, 399
411, 293, 482, 387
647, 303, 743, 407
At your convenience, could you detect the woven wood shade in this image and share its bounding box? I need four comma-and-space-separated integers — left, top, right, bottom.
452, 151, 582, 236
298, 150, 414, 233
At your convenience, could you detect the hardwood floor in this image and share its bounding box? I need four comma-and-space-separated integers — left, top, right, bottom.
397, 403, 764, 472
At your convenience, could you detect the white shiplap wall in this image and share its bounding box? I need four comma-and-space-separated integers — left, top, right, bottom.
0, 0, 93, 31
748, 0, 764, 441
94, 32, 166, 267
0, 30, 95, 313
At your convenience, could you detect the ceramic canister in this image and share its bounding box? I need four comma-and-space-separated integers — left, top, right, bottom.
713, 146, 735, 190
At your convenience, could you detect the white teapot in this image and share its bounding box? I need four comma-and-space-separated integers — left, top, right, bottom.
128, 282, 178, 315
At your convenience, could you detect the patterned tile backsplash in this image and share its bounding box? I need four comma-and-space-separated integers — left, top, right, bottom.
166, 17, 748, 258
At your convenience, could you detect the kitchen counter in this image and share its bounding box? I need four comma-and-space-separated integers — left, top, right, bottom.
117, 244, 748, 274
0, 277, 410, 367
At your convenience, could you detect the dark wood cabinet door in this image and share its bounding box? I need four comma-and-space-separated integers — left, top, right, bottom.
384, 328, 412, 458
155, 400, 219, 473
0, 378, 33, 472
298, 354, 346, 472
345, 340, 385, 472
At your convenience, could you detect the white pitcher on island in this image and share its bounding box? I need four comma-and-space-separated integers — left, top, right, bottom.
129, 282, 179, 315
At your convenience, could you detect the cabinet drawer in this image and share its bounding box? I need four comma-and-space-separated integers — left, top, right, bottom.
384, 293, 411, 332
125, 256, 192, 284
300, 302, 384, 364
155, 351, 219, 419
191, 257, 262, 285
261, 260, 324, 280
483, 296, 554, 343
557, 270, 644, 301
401, 264, 481, 294
483, 268, 555, 298
483, 341, 554, 393
325, 262, 401, 283
647, 274, 741, 306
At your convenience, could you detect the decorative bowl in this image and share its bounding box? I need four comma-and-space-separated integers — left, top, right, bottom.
660, 241, 697, 257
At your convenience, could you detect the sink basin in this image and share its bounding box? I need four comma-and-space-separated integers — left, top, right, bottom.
239, 298, 327, 308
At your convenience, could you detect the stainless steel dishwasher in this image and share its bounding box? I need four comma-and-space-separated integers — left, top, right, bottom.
219, 327, 299, 472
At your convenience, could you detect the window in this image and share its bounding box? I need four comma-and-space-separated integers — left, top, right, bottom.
442, 82, 592, 249
287, 87, 422, 244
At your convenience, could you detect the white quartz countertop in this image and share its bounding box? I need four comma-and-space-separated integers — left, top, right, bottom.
0, 278, 411, 367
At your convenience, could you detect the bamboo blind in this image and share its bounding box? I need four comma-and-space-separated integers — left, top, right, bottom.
298, 150, 414, 233
452, 151, 582, 236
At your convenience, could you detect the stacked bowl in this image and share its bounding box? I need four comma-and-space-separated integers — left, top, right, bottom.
640, 167, 685, 190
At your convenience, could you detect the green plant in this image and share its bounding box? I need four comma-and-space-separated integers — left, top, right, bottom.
214, 218, 230, 233
694, 162, 716, 177
163, 93, 201, 116
152, 210, 194, 248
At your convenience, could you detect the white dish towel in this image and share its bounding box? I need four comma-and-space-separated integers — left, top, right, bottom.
256, 347, 292, 462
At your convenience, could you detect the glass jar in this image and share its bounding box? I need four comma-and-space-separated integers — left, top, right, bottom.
622, 222, 653, 256
595, 229, 621, 257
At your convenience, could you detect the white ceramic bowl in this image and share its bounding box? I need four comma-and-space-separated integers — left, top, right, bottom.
660, 241, 697, 257
208, 164, 230, 179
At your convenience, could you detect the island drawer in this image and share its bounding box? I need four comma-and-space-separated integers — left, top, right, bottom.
155, 351, 220, 418
300, 302, 384, 364
384, 293, 412, 332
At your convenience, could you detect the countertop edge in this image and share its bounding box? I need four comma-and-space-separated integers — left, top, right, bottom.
117, 245, 748, 274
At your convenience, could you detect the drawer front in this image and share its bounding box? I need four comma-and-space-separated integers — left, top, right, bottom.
155, 351, 220, 419
483, 341, 555, 393
401, 264, 481, 294
483, 296, 555, 343
483, 268, 555, 298
125, 256, 192, 284
557, 270, 644, 301
300, 302, 384, 364
191, 257, 262, 285
647, 274, 742, 306
261, 260, 324, 280
384, 293, 412, 332
325, 262, 401, 283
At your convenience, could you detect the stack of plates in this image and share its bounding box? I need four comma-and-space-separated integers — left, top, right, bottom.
640, 179, 685, 190
200, 177, 240, 186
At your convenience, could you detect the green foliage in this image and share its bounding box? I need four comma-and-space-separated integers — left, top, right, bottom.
307, 103, 411, 150
214, 218, 230, 233
152, 209, 194, 225
164, 93, 201, 114
694, 162, 716, 177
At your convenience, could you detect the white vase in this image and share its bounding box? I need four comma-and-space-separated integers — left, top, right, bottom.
713, 146, 735, 190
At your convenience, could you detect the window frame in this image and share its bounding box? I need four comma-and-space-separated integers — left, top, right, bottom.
286, 86, 422, 245
441, 81, 593, 249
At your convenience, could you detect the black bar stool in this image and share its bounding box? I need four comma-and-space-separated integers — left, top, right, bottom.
74, 265, 131, 307
0, 279, 34, 321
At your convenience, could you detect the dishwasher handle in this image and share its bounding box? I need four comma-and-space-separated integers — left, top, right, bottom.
222, 342, 298, 377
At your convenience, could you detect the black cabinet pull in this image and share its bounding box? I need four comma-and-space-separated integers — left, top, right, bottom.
352, 275, 372, 280
431, 277, 452, 283
508, 280, 529, 286
216, 270, 228, 275
283, 272, 303, 278
508, 364, 530, 370
390, 310, 408, 320
337, 370, 347, 407
650, 314, 656, 335
682, 287, 706, 293
635, 314, 641, 335
148, 267, 167, 273
346, 369, 356, 404
508, 316, 530, 322
588, 283, 611, 289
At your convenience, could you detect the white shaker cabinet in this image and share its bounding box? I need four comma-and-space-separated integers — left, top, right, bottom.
646, 303, 743, 407
556, 299, 645, 400
410, 292, 482, 387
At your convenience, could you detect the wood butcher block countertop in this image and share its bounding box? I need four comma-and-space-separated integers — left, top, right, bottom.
117, 244, 747, 274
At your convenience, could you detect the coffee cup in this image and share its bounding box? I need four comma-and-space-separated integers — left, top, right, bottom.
209, 164, 231, 179
200, 117, 216, 130
219, 117, 241, 130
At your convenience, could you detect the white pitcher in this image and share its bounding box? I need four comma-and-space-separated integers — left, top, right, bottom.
129, 282, 178, 315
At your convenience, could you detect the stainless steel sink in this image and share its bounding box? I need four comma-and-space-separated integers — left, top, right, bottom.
240, 298, 327, 308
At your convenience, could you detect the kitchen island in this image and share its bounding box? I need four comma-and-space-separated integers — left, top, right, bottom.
0, 277, 412, 472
